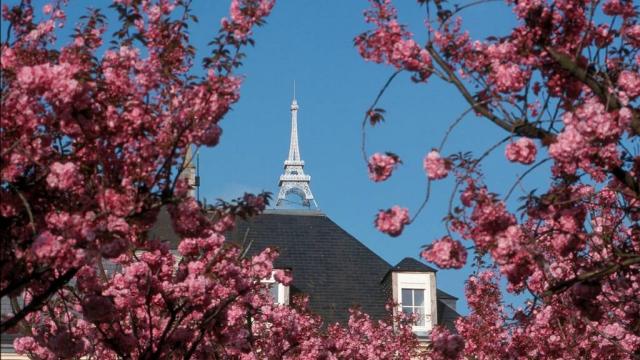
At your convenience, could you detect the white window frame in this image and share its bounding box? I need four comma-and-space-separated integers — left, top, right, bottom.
395, 273, 434, 332
261, 272, 289, 305
400, 288, 427, 328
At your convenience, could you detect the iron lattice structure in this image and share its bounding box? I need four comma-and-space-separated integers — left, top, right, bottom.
276, 97, 318, 208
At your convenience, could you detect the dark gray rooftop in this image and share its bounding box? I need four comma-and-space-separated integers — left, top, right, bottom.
147, 208, 460, 327
228, 210, 392, 324
226, 209, 459, 327
391, 257, 438, 273
437, 300, 459, 331
148, 206, 180, 246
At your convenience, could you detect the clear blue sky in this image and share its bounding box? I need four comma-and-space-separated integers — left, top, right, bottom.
5, 1, 551, 314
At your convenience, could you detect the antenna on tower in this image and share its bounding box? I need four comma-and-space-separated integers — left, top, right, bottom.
293, 80, 296, 101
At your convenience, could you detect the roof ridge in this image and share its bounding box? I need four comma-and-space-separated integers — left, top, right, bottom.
436, 288, 458, 300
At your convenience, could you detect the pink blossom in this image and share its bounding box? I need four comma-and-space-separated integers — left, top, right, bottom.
177, 238, 199, 256
17, 63, 80, 103
46, 161, 80, 189
375, 206, 410, 237
223, 0, 275, 40
74, 36, 85, 47
32, 231, 63, 259
273, 269, 292, 286
492, 225, 522, 262
548, 96, 626, 178
617, 70, 640, 98
355, 0, 432, 81
499, 251, 533, 290
13, 337, 51, 359
367, 152, 400, 182
0, 46, 16, 69
424, 150, 451, 180
214, 214, 236, 233
421, 236, 467, 269
548, 125, 583, 171
602, 0, 635, 17
491, 63, 526, 93
505, 137, 537, 164
97, 189, 135, 217
623, 24, 640, 47
617, 107, 632, 131
106, 215, 129, 233
430, 326, 464, 359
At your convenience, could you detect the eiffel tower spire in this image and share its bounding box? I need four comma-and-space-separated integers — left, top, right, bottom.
276, 89, 318, 208
180, 145, 197, 199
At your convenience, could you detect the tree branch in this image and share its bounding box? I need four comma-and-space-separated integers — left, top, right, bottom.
546, 47, 640, 136
427, 44, 555, 141
542, 256, 640, 297
427, 44, 640, 197
1, 267, 78, 333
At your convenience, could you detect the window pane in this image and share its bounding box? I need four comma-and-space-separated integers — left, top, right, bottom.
269, 284, 279, 303
401, 289, 413, 306
402, 306, 412, 315
414, 290, 424, 307
416, 307, 426, 326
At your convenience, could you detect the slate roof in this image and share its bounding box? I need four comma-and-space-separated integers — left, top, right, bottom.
391, 257, 438, 273
228, 209, 391, 324
148, 206, 180, 247
437, 300, 459, 331
226, 209, 460, 328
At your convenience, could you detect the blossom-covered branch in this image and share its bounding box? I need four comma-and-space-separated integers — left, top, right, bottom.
357, 0, 640, 357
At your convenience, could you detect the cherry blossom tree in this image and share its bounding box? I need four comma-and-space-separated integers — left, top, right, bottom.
357, 0, 639, 358
1, 0, 420, 358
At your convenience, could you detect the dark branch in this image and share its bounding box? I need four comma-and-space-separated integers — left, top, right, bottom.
1, 267, 78, 333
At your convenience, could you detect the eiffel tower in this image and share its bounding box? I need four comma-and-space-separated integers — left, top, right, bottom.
275, 91, 318, 208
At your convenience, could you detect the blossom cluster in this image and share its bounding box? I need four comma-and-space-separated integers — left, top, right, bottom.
375, 206, 410, 237
421, 236, 467, 269
505, 138, 537, 165
367, 152, 400, 182
223, 0, 276, 41
355, 0, 432, 82
424, 150, 451, 180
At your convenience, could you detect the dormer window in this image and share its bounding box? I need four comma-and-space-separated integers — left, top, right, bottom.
261, 272, 289, 305
387, 257, 439, 334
